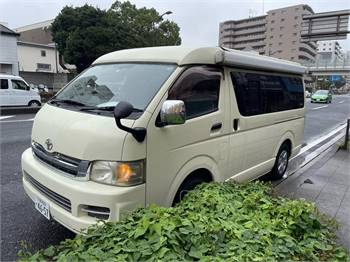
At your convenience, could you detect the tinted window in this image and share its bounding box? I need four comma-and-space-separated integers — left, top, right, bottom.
231, 71, 303, 116
168, 66, 222, 119
1, 79, 8, 89
11, 80, 29, 91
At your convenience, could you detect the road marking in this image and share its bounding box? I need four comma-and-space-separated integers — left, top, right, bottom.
0, 118, 34, 123
338, 100, 345, 104
311, 105, 328, 110
0, 115, 14, 120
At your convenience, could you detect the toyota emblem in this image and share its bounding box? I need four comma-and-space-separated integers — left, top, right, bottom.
45, 139, 53, 151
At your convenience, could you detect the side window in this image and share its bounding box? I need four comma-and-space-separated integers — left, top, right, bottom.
11, 80, 29, 91
1, 79, 8, 89
168, 66, 222, 119
231, 71, 303, 116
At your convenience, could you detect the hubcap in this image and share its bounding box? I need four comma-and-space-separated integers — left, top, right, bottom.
277, 150, 288, 174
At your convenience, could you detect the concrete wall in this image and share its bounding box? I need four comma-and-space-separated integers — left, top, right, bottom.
20, 71, 74, 91
0, 34, 19, 75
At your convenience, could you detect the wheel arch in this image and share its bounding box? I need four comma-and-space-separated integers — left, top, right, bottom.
165, 155, 219, 206
273, 132, 294, 158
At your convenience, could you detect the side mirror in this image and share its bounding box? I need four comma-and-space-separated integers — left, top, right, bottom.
113, 101, 146, 143
159, 100, 186, 126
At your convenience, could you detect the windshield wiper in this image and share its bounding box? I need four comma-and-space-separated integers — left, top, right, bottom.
50, 99, 87, 107
80, 106, 143, 112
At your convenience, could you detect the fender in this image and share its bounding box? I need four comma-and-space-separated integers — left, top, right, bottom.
165, 155, 221, 206
273, 131, 294, 158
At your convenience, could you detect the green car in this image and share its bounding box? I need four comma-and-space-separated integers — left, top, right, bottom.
311, 90, 332, 103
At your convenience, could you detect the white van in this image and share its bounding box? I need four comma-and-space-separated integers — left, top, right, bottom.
22, 47, 305, 233
0, 74, 41, 106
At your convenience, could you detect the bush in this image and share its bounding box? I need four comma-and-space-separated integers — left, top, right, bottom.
18, 182, 349, 261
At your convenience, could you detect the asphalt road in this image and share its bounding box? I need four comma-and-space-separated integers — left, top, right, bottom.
1, 95, 349, 261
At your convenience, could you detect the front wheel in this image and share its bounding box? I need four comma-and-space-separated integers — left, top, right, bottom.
28, 101, 41, 107
270, 144, 290, 180
172, 176, 207, 206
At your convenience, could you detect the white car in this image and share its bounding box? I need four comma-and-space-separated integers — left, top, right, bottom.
0, 74, 41, 106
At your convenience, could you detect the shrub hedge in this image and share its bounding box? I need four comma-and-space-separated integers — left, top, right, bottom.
19, 182, 349, 261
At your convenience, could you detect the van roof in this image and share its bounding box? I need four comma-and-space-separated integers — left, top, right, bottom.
0, 74, 24, 80
93, 46, 307, 75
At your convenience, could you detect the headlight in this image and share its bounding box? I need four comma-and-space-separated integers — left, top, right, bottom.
90, 160, 145, 186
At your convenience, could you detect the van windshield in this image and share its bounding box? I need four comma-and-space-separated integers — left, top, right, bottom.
53, 63, 176, 111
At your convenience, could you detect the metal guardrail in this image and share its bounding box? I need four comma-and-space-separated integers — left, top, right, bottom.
0, 106, 41, 116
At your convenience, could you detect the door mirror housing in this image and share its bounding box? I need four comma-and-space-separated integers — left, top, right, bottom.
113, 101, 146, 143
159, 100, 186, 126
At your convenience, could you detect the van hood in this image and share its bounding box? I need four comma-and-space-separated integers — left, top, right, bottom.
31, 104, 135, 161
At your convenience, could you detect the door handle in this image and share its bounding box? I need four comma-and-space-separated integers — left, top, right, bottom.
211, 122, 222, 132
233, 118, 239, 131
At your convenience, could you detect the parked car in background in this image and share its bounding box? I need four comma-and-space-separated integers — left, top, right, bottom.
0, 74, 41, 107
311, 90, 332, 103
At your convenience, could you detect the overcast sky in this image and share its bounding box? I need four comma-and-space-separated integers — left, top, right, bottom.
1, 0, 349, 51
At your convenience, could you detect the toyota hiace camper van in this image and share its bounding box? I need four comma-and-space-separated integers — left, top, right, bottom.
22, 47, 306, 232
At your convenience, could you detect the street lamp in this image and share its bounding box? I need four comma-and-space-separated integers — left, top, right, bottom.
152, 11, 173, 46
160, 11, 173, 19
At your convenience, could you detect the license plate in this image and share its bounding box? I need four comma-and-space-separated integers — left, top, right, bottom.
35, 197, 50, 220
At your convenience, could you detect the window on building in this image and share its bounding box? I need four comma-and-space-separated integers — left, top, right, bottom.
279, 34, 283, 38
293, 32, 297, 36
271, 20, 275, 23
295, 7, 299, 11
230, 71, 304, 116
294, 24, 298, 28
281, 10, 286, 14
11, 80, 29, 91
270, 36, 274, 39
41, 50, 46, 57
294, 16, 298, 19
291, 57, 295, 60
280, 26, 284, 30
281, 18, 285, 22
271, 12, 276, 15
270, 28, 274, 31
279, 42, 282, 46
292, 41, 296, 44
168, 66, 222, 119
0, 79, 8, 89
37, 63, 51, 71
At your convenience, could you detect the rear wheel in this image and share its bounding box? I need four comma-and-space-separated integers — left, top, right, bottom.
270, 143, 290, 180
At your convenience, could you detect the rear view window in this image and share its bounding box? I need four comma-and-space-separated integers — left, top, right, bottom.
168, 66, 222, 119
231, 71, 304, 116
1, 79, 8, 89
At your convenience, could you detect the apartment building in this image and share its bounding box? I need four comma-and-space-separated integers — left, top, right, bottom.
0, 23, 19, 75
317, 41, 344, 61
219, 4, 317, 63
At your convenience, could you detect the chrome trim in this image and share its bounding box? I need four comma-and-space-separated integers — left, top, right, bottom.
160, 100, 186, 126
24, 172, 71, 212
31, 142, 89, 177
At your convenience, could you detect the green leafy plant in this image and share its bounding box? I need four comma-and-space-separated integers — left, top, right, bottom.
18, 182, 349, 261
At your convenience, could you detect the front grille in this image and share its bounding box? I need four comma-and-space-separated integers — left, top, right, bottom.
81, 206, 110, 220
32, 142, 89, 177
24, 172, 71, 212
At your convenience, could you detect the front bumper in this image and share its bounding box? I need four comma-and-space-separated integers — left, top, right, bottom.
22, 148, 145, 233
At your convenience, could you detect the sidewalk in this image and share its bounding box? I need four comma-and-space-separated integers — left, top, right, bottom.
276, 145, 350, 251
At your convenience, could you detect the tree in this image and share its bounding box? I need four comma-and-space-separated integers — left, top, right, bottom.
51, 1, 181, 72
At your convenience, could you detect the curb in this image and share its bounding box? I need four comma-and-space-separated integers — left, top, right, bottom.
0, 107, 41, 115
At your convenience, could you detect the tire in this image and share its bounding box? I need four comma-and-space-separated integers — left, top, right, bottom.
28, 100, 41, 107
270, 143, 290, 180
172, 176, 208, 206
